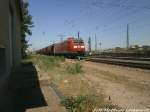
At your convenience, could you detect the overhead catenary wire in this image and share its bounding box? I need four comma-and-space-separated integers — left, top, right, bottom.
64, 0, 150, 33
60, 0, 150, 49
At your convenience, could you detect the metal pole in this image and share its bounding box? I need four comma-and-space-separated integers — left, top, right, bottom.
95, 34, 97, 52
78, 32, 80, 39
53, 41, 55, 56
88, 37, 91, 52
78, 32, 80, 46
99, 42, 101, 51
127, 24, 129, 48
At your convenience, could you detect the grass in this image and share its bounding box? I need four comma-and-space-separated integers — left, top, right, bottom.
33, 55, 65, 72
66, 63, 83, 74
62, 96, 94, 112
29, 54, 119, 111
61, 95, 118, 112
61, 95, 99, 112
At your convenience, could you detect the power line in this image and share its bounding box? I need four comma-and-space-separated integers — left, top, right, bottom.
61, 0, 150, 45
88, 0, 150, 10
75, 0, 146, 34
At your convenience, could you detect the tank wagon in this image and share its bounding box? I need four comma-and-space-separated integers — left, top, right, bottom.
36, 37, 85, 57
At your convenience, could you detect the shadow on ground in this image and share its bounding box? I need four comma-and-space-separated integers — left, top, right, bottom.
8, 62, 47, 112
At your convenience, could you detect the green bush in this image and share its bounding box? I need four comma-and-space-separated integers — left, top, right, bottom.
67, 63, 83, 74
61, 95, 102, 112
61, 96, 86, 112
61, 95, 119, 112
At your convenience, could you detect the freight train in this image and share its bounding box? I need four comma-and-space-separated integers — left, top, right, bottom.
36, 37, 86, 58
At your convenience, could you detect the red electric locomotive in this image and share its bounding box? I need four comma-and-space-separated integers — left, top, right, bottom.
36, 37, 85, 57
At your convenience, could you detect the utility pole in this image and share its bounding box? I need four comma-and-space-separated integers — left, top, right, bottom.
78, 32, 80, 39
95, 34, 97, 52
78, 32, 80, 46
127, 24, 129, 49
99, 42, 102, 51
88, 37, 91, 52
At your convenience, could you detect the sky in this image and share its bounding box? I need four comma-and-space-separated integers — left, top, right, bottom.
27, 0, 150, 51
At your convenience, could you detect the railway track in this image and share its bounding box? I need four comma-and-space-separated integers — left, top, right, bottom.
86, 57, 150, 70
89, 56, 150, 61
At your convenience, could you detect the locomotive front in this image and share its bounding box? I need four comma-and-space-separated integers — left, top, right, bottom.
68, 38, 85, 57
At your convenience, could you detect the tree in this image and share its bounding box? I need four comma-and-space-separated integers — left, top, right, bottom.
21, 2, 33, 58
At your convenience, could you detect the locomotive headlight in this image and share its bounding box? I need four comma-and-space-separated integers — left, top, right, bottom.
74, 46, 77, 48
81, 46, 85, 48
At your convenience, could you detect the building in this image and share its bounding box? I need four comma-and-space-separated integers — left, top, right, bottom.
0, 0, 23, 109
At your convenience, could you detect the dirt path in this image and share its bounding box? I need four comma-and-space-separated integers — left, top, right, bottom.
81, 61, 150, 109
